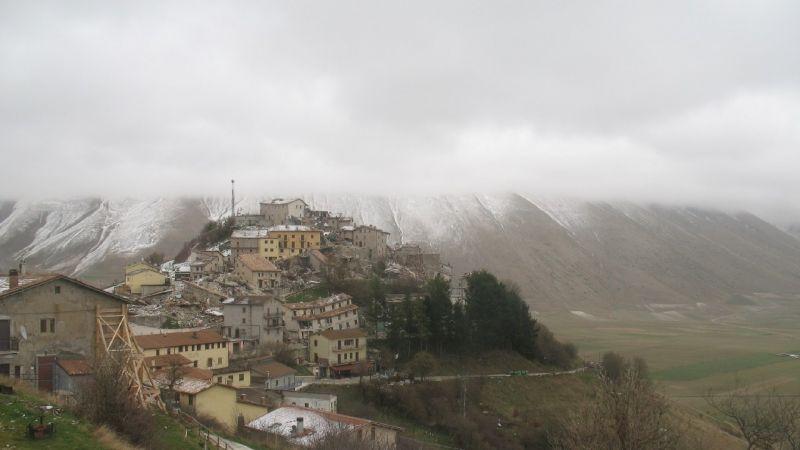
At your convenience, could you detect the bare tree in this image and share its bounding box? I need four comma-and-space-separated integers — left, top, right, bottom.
160, 357, 186, 407
75, 353, 156, 447
406, 351, 437, 382
706, 387, 800, 450
550, 364, 681, 450
308, 428, 386, 450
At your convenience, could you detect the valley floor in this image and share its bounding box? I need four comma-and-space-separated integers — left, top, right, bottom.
542, 308, 800, 414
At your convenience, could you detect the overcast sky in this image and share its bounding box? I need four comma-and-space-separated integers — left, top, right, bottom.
1, 1, 799, 221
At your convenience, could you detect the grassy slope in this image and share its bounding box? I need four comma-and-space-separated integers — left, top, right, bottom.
434, 350, 551, 376
304, 383, 457, 447
0, 390, 105, 449
307, 372, 745, 449
0, 382, 233, 450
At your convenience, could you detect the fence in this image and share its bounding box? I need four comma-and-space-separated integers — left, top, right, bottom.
174, 410, 233, 450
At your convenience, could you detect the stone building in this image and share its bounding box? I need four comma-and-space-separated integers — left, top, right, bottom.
221, 295, 284, 348
0, 272, 127, 389
135, 329, 229, 370
234, 254, 281, 290
124, 262, 168, 295
262, 225, 322, 260
284, 293, 359, 343
259, 198, 308, 226
251, 360, 298, 390
309, 328, 368, 378
230, 228, 270, 261
352, 225, 390, 261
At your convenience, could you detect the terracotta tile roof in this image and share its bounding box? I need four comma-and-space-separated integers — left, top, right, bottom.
144, 354, 192, 368
317, 328, 367, 340
135, 329, 225, 350
237, 254, 279, 272
56, 358, 92, 376
252, 361, 297, 378
304, 304, 358, 321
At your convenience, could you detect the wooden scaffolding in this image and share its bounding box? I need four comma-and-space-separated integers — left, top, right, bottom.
96, 305, 164, 409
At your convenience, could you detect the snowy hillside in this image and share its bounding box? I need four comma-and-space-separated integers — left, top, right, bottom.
3, 193, 800, 312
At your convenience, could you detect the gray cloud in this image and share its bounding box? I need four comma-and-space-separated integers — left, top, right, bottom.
1, 1, 799, 222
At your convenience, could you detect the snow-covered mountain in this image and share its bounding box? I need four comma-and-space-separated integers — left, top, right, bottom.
3, 194, 800, 313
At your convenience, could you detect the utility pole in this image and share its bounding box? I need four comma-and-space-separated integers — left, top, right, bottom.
231, 179, 235, 218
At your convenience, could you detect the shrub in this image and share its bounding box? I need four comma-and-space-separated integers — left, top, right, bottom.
74, 354, 156, 447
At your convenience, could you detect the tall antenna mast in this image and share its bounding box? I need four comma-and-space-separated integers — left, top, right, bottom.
231, 179, 235, 218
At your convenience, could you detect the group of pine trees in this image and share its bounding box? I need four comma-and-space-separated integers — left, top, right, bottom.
373, 270, 575, 367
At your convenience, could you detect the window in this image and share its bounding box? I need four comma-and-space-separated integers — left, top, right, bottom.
313, 340, 317, 347
217, 376, 222, 383
54, 286, 61, 294
242, 307, 246, 313
155, 350, 160, 356
193, 361, 198, 367
242, 318, 246, 324
40, 318, 55, 333
239, 373, 245, 381
188, 395, 194, 406
304, 403, 309, 408
218, 357, 222, 364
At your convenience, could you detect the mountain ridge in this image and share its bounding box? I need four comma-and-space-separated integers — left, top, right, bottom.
2, 194, 800, 314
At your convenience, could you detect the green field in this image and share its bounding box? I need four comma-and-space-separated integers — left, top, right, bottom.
541, 309, 800, 411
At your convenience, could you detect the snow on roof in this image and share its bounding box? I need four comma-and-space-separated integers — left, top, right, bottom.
340, 225, 354, 231
0, 275, 50, 294
247, 406, 365, 446
222, 297, 235, 304
232, 228, 270, 238
268, 225, 314, 232
204, 308, 223, 317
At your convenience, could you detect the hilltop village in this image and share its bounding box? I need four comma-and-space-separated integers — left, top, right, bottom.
0, 198, 456, 448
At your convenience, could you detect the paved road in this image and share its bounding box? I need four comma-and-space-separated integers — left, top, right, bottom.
311, 367, 585, 385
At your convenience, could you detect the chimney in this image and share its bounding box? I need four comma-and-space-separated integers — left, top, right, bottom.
295, 417, 304, 436
18, 259, 25, 276
8, 269, 19, 290
239, 394, 246, 401
260, 396, 267, 405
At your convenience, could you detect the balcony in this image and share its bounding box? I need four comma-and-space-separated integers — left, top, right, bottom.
0, 337, 20, 353
331, 344, 360, 353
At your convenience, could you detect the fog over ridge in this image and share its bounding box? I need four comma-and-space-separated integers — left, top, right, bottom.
0, 1, 799, 222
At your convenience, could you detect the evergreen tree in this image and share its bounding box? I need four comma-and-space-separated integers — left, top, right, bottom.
464, 270, 538, 356
413, 295, 431, 351
423, 275, 451, 353
387, 302, 405, 353
449, 302, 470, 353
366, 275, 387, 334
401, 292, 417, 355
